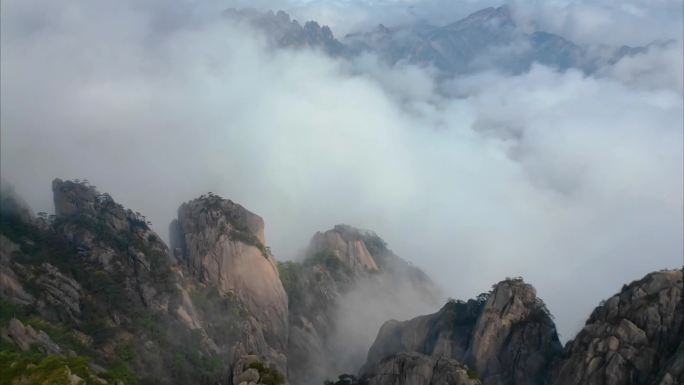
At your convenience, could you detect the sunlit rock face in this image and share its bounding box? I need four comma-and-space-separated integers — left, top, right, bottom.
552, 270, 684, 385
175, 194, 289, 360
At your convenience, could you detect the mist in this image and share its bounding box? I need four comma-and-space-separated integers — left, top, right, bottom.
1, 0, 682, 345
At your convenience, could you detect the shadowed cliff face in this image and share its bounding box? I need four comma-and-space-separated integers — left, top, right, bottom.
552, 270, 684, 385
361, 278, 562, 385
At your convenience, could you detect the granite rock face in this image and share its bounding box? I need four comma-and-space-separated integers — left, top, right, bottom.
552, 270, 683, 385
2, 178, 681, 385
1, 318, 62, 354
362, 278, 562, 385
33, 262, 83, 321
468, 279, 562, 385
0, 180, 288, 384
362, 352, 482, 385
52, 178, 175, 314
359, 271, 683, 385
283, 224, 441, 385
308, 225, 380, 274
175, 194, 289, 363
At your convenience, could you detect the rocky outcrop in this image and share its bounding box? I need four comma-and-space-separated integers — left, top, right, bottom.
362, 352, 482, 385
175, 194, 288, 369
468, 279, 562, 385
284, 225, 440, 385
362, 278, 562, 385
1, 318, 62, 354
33, 263, 82, 321
52, 178, 176, 314
308, 225, 380, 273
223, 8, 345, 55
4, 178, 681, 385
0, 234, 34, 305
364, 298, 485, 369
552, 269, 683, 385
1, 180, 287, 384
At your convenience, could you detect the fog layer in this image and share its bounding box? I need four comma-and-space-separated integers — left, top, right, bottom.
1, 0, 682, 340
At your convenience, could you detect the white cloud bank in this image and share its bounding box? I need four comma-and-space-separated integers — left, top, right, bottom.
1, 0, 682, 342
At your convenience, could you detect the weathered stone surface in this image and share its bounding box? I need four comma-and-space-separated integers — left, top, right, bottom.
51, 179, 175, 313
552, 270, 683, 385
1, 318, 61, 354
308, 225, 379, 273
176, 194, 288, 369
361, 352, 482, 385
654, 339, 684, 385
362, 278, 561, 385
237, 368, 260, 383
0, 234, 34, 305
34, 262, 82, 320
467, 279, 562, 385
285, 225, 440, 385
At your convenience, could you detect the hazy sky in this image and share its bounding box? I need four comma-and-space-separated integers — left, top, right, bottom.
1, 0, 682, 341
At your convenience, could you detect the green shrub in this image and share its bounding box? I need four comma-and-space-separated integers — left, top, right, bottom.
247, 361, 285, 385
306, 251, 351, 277
0, 300, 26, 324
115, 342, 135, 362
0, 350, 134, 385
467, 368, 480, 379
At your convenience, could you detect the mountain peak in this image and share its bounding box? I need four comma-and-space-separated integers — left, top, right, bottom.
449, 4, 514, 31
553, 269, 683, 385
307, 225, 380, 273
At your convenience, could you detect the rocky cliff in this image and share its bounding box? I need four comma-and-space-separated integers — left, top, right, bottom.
356, 271, 683, 385
361, 278, 561, 385
174, 194, 289, 370
1, 178, 681, 385
282, 225, 441, 385
360, 352, 483, 385
552, 270, 683, 385
0, 180, 287, 385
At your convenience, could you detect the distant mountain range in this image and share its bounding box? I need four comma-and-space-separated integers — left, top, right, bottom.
224, 5, 668, 76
